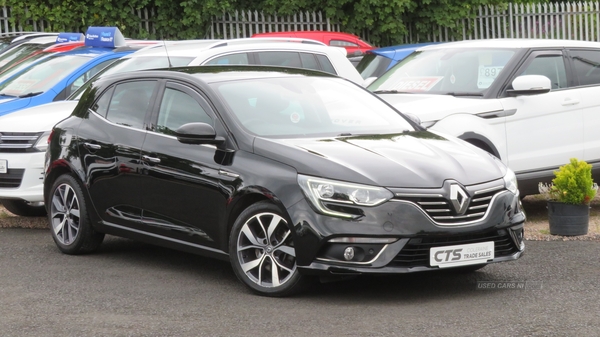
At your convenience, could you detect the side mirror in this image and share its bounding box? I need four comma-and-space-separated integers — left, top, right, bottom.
175, 122, 225, 145
403, 112, 421, 126
506, 75, 551, 96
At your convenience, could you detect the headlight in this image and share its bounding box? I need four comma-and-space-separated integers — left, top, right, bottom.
298, 174, 393, 218
503, 168, 518, 195
33, 131, 51, 152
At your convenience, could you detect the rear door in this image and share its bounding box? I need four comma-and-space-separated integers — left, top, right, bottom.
77, 80, 158, 228
566, 48, 600, 175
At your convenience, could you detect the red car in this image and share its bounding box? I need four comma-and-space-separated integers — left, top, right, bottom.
251, 31, 373, 55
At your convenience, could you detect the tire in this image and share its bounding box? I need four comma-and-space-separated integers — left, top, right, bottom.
229, 201, 308, 297
0, 199, 47, 217
47, 174, 104, 255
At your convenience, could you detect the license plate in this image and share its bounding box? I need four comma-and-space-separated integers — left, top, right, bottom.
430, 241, 494, 268
0, 159, 6, 174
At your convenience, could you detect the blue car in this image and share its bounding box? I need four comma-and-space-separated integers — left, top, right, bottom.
0, 28, 138, 116
356, 42, 438, 81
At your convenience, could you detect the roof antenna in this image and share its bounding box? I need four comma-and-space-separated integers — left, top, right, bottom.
163, 41, 173, 68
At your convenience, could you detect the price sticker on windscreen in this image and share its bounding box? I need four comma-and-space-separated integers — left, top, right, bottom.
478, 66, 504, 89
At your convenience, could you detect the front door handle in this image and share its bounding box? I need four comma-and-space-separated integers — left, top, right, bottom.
142, 155, 161, 163
83, 142, 101, 150
561, 98, 580, 106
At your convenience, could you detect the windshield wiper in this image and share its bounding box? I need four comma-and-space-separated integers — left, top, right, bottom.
443, 92, 483, 97
371, 90, 415, 94
18, 91, 43, 98
0, 92, 15, 97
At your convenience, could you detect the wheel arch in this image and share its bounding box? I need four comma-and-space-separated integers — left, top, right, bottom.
458, 132, 501, 159
43, 160, 84, 205
223, 188, 291, 253
428, 113, 507, 162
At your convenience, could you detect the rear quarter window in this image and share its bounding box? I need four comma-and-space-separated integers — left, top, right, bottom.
316, 55, 336, 74
570, 49, 600, 86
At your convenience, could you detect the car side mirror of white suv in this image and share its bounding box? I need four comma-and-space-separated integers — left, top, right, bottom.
507, 75, 551, 96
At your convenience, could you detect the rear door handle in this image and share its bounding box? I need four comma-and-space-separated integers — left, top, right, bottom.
142, 155, 161, 163
561, 98, 580, 106
83, 142, 101, 150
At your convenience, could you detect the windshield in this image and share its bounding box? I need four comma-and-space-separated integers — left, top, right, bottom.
0, 54, 89, 97
368, 48, 517, 95
212, 77, 415, 137
68, 55, 194, 100
356, 54, 392, 79
0, 52, 52, 84
0, 44, 46, 69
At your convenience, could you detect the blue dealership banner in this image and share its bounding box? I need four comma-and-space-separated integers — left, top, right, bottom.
56, 33, 84, 43
85, 27, 126, 48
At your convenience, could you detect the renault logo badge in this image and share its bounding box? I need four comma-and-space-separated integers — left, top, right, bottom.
450, 184, 469, 214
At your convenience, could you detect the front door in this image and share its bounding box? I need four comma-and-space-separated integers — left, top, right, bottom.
139, 81, 233, 247
500, 50, 583, 174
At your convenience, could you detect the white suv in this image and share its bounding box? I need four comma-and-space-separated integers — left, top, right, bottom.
370, 39, 600, 196
0, 38, 363, 216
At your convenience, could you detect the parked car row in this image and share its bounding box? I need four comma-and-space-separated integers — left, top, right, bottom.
15, 28, 593, 296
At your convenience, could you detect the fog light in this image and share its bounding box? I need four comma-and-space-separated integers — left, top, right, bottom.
343, 247, 355, 260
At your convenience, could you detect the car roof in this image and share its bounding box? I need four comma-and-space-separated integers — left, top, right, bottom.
122, 38, 332, 58
253, 31, 363, 39
100, 65, 338, 85
417, 38, 600, 51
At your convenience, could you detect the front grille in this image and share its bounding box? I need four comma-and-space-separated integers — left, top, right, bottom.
390, 230, 519, 268
0, 168, 25, 188
0, 132, 42, 153
393, 185, 504, 224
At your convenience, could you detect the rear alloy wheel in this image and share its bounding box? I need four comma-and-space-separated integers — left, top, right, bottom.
229, 201, 307, 297
0, 199, 46, 217
48, 174, 104, 254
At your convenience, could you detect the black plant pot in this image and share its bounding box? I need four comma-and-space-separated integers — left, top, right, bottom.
547, 201, 590, 236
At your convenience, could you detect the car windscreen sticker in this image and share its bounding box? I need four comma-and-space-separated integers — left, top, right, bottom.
477, 65, 504, 89
290, 112, 301, 123
388, 76, 443, 92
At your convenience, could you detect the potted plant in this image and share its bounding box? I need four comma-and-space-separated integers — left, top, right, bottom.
538, 158, 598, 236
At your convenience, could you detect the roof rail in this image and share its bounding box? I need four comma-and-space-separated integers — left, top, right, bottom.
211, 37, 326, 49
9, 32, 59, 43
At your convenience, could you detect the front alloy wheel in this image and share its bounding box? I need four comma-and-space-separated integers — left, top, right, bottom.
230, 201, 307, 296
48, 174, 104, 254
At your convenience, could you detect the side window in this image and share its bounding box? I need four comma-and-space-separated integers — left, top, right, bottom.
329, 40, 359, 47
91, 86, 114, 118
105, 81, 156, 129
570, 50, 600, 86
204, 53, 249, 65
299, 53, 320, 71
519, 55, 567, 89
68, 59, 116, 96
316, 55, 336, 74
255, 51, 302, 68
156, 86, 212, 136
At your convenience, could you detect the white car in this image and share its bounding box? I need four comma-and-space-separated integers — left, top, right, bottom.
370, 39, 600, 196
0, 38, 363, 216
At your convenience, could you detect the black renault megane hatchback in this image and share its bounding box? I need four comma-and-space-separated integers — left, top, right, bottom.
44, 66, 525, 296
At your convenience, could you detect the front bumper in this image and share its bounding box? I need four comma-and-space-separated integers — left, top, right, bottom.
288, 190, 526, 275
0, 152, 45, 202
